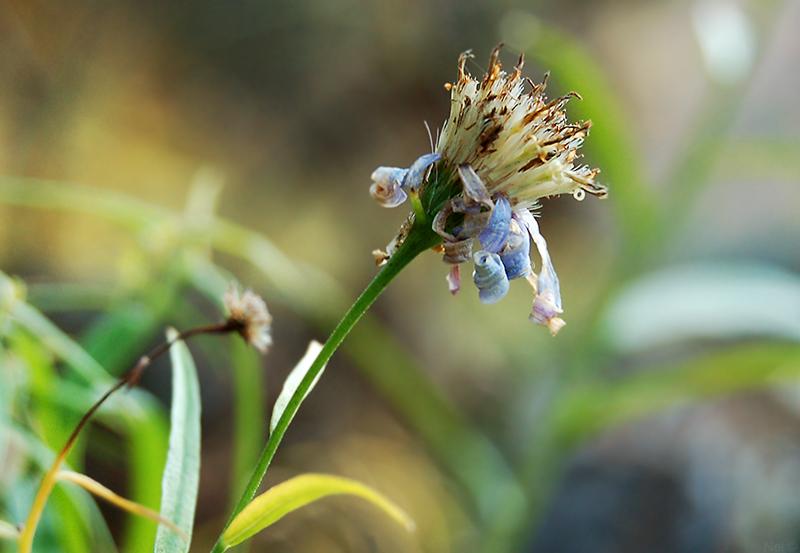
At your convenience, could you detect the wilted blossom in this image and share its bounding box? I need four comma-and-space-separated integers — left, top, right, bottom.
223, 283, 272, 353
370, 47, 607, 334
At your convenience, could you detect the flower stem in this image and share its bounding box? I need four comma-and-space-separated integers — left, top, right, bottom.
211, 221, 442, 553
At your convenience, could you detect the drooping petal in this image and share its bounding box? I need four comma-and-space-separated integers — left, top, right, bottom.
499, 217, 532, 280
516, 210, 565, 334
402, 153, 442, 190
370, 167, 408, 207
478, 195, 512, 254
446, 265, 461, 295
473, 250, 510, 305
516, 210, 561, 309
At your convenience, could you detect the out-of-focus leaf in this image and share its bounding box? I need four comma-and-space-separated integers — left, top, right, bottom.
81, 272, 184, 377
48, 485, 93, 553
220, 474, 414, 549
153, 330, 201, 553
7, 425, 119, 553
271, 341, 325, 434
552, 343, 800, 446
3, 278, 170, 552
11, 300, 110, 385
0, 177, 167, 231
25, 283, 114, 313
123, 399, 169, 553
230, 338, 265, 506
0, 520, 19, 540
0, 348, 17, 484
11, 330, 84, 468
603, 263, 800, 353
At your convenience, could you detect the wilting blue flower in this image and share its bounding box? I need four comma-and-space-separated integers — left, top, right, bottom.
370, 153, 441, 207
369, 47, 607, 334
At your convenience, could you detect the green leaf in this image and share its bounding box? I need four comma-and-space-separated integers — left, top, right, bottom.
153, 330, 201, 553
270, 341, 325, 434
551, 343, 800, 446
603, 263, 800, 353
221, 474, 414, 548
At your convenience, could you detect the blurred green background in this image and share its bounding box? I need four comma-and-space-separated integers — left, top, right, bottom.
2, 0, 800, 552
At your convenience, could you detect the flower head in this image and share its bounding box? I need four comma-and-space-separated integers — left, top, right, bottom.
436, 48, 606, 208
223, 283, 272, 353
369, 46, 607, 334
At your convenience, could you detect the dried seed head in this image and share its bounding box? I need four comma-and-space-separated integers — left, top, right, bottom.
223, 283, 272, 353
436, 46, 606, 210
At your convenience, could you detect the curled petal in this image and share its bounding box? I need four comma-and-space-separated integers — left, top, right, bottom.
442, 237, 473, 265
473, 251, 510, 305
446, 265, 461, 295
453, 211, 492, 239
478, 195, 511, 254
499, 218, 532, 280
449, 164, 494, 238
455, 164, 493, 210
370, 167, 408, 208
402, 153, 442, 190
432, 202, 456, 241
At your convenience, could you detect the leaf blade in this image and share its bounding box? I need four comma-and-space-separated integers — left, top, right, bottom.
270, 341, 325, 434
221, 474, 414, 548
153, 330, 202, 553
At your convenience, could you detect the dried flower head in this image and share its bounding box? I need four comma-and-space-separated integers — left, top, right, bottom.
369, 46, 607, 334
223, 283, 272, 353
436, 48, 606, 208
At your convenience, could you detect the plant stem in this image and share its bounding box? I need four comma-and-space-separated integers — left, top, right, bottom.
211, 221, 441, 553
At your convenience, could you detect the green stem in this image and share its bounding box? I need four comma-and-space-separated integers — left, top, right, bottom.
211, 221, 442, 553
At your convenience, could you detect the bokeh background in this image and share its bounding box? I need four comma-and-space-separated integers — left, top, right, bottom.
2, 0, 800, 552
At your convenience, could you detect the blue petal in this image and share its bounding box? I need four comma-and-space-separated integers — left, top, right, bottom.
478, 195, 511, 254
500, 220, 532, 280
473, 250, 510, 305
402, 153, 442, 190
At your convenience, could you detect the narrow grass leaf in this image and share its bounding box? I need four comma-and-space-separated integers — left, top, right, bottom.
221, 474, 414, 548
270, 341, 325, 434
58, 471, 185, 539
153, 329, 201, 553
